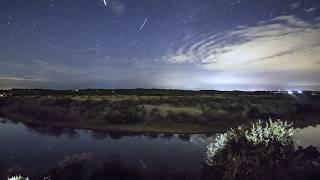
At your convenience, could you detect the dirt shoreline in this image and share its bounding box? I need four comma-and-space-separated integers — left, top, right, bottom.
1, 116, 230, 134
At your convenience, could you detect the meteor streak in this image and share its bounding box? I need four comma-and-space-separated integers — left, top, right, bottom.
103, 0, 107, 6
139, 158, 147, 170
139, 18, 148, 31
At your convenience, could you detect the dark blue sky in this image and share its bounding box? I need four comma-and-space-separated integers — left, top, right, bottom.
1, 0, 320, 90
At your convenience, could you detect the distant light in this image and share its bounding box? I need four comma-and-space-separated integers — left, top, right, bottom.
297, 90, 303, 94
287, 90, 293, 95
75, 89, 79, 92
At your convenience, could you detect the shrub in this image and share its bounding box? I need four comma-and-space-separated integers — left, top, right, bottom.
245, 119, 293, 146
7, 175, 29, 180
205, 119, 295, 179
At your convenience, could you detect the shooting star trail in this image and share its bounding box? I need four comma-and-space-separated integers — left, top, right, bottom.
139, 18, 148, 31
139, 158, 147, 170
103, 0, 107, 6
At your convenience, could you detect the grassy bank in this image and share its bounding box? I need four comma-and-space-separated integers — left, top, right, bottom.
1, 89, 320, 133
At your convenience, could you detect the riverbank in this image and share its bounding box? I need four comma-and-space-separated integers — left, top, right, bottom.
2, 115, 320, 134
0, 89, 320, 133
0, 115, 235, 134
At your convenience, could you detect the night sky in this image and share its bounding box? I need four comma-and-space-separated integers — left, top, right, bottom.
1, 0, 320, 90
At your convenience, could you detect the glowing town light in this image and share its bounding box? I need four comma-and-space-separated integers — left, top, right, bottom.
297, 90, 303, 94
287, 90, 293, 95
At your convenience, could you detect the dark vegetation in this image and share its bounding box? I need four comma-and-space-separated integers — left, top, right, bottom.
202, 143, 320, 180
0, 89, 320, 132
202, 121, 320, 180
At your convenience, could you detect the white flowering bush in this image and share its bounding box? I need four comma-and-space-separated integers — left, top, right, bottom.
245, 119, 294, 146
206, 119, 294, 164
204, 119, 296, 179
206, 134, 227, 165
7, 175, 29, 180
205, 129, 237, 165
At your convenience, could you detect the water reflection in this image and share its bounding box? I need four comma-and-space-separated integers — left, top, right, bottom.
294, 124, 320, 147
21, 121, 214, 142
32, 156, 198, 180
24, 123, 81, 139
0, 119, 214, 179
1, 118, 320, 179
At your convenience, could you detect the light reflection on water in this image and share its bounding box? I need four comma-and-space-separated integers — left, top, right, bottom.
294, 124, 320, 148
0, 118, 215, 176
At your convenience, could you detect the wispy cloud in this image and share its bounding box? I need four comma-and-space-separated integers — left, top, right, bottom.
304, 7, 317, 13
47, 43, 61, 49
161, 15, 320, 88
0, 76, 49, 81
0, 77, 30, 81
289, 2, 301, 10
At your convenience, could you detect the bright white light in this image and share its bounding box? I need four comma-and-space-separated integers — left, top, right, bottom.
103, 0, 107, 6
287, 90, 293, 95
139, 18, 148, 31
298, 90, 303, 94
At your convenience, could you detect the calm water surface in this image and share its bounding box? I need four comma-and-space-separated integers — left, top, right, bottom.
0, 118, 319, 177
0, 118, 215, 177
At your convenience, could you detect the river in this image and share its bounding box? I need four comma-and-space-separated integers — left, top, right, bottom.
0, 118, 319, 179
